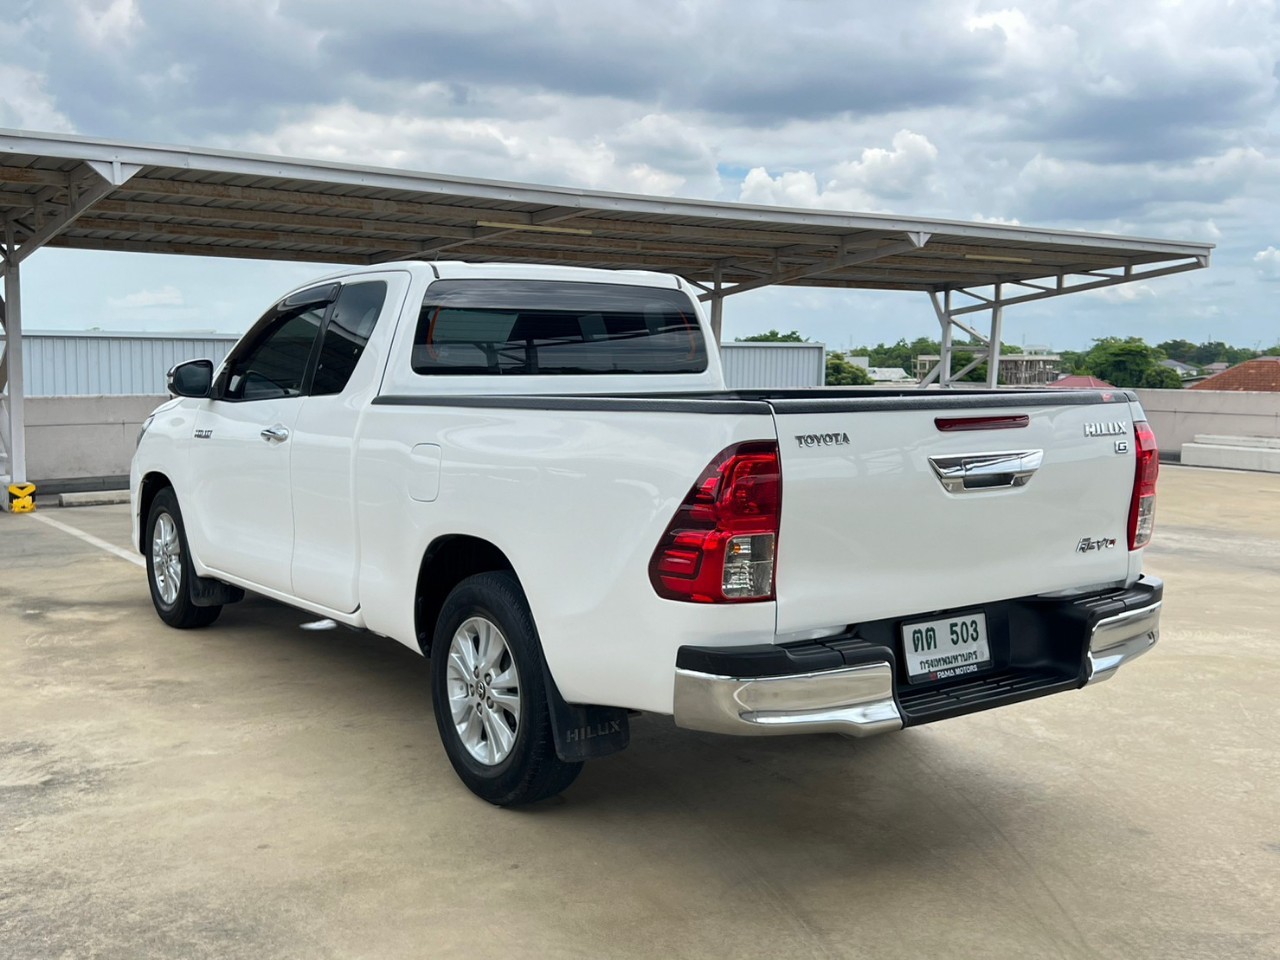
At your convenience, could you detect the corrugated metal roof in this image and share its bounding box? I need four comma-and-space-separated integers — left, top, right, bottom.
0, 128, 1213, 297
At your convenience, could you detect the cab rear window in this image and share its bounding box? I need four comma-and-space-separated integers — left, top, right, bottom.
411, 279, 707, 376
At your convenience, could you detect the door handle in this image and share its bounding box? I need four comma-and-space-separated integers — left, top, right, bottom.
928, 449, 1043, 493
260, 424, 290, 443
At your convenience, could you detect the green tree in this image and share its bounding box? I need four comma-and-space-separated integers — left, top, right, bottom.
1082, 337, 1176, 388
1140, 365, 1183, 389
1059, 350, 1090, 374
1156, 339, 1197, 363
825, 351, 874, 386
736, 330, 807, 342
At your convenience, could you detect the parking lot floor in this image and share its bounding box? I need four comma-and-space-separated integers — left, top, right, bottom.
1, 464, 1277, 959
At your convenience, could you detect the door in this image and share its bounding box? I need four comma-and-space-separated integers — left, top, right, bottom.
289, 276, 400, 611
185, 288, 333, 592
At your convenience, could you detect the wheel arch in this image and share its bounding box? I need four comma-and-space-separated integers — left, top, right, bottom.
414, 535, 515, 655
137, 471, 175, 552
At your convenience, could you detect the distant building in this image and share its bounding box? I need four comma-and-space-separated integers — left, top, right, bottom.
1049, 374, 1115, 389
866, 366, 915, 383
1160, 359, 1198, 377
0, 330, 238, 397
848, 356, 913, 383
913, 350, 1061, 385
1203, 361, 1231, 374
719, 341, 827, 389
1190, 357, 1280, 392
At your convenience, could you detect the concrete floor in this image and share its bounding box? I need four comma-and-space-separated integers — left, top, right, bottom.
1, 465, 1277, 960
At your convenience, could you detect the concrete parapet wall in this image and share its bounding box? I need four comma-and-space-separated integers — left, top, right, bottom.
1132, 389, 1280, 456
17, 388, 1280, 486
25, 395, 165, 486
1182, 439, 1280, 473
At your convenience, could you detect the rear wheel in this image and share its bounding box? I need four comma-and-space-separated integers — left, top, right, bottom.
145, 488, 220, 629
431, 572, 582, 805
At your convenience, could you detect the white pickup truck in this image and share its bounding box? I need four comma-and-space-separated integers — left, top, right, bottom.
132, 261, 1162, 805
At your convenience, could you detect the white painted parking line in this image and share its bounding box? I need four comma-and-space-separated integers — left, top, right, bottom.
32, 513, 146, 568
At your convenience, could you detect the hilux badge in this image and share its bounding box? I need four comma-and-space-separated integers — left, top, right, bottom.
1083, 421, 1126, 437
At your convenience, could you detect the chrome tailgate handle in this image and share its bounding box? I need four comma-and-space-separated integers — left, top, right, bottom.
260, 424, 290, 443
929, 449, 1043, 493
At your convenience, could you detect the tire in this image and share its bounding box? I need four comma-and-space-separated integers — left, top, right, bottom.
431, 572, 582, 806
145, 488, 221, 629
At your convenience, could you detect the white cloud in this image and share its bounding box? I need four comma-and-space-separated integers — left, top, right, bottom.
737, 130, 939, 211
1253, 247, 1280, 282
1087, 283, 1158, 303
226, 100, 694, 195
0, 66, 74, 133
832, 130, 939, 200
107, 286, 185, 310
4, 0, 1278, 350
76, 0, 141, 48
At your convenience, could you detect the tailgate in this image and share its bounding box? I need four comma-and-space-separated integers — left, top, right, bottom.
771, 393, 1138, 636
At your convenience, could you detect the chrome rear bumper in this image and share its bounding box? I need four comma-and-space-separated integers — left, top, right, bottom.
1085, 597, 1161, 684
673, 662, 902, 737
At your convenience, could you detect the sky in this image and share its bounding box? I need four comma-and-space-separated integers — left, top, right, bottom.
2, 0, 1279, 352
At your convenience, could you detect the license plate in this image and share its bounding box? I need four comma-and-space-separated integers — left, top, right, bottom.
901, 612, 992, 683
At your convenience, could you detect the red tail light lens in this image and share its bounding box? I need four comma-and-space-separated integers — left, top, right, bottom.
1128, 420, 1159, 550
649, 441, 781, 603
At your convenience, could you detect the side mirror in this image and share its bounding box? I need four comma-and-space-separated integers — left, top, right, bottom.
168, 359, 214, 398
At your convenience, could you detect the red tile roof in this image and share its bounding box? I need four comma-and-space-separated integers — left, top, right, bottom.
1049, 374, 1115, 389
1190, 358, 1280, 392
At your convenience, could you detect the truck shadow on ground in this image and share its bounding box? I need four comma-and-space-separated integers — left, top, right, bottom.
193, 595, 1108, 888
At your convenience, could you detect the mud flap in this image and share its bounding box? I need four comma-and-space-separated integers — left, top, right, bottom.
541, 661, 630, 762
189, 574, 245, 607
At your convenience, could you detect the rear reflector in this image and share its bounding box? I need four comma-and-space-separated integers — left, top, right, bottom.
935, 415, 1029, 432
1128, 420, 1159, 550
649, 442, 780, 603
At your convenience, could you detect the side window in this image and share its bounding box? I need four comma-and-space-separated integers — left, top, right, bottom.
222, 304, 326, 401
311, 281, 388, 396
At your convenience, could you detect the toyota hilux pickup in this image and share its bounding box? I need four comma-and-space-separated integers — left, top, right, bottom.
132, 261, 1162, 805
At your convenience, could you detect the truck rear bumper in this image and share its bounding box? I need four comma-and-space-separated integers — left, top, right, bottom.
673, 662, 903, 737
673, 577, 1162, 737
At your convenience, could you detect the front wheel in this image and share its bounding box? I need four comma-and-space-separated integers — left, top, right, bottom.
145, 488, 221, 629
431, 572, 582, 806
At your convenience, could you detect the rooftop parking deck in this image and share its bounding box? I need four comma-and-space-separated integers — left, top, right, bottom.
1, 465, 1277, 960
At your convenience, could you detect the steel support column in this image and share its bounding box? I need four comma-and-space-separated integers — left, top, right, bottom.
0, 160, 136, 484
709, 263, 724, 344
987, 284, 1003, 389
919, 257, 1207, 389
2, 219, 25, 483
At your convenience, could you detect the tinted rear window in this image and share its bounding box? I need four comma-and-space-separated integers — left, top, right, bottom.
411, 279, 707, 376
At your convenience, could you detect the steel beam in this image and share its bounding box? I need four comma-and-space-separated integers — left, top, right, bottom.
392, 206, 593, 262
945, 259, 1206, 318
46, 234, 372, 266
14, 162, 137, 264
699, 234, 931, 301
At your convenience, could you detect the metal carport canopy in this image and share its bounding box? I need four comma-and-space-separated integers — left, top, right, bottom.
0, 127, 1212, 485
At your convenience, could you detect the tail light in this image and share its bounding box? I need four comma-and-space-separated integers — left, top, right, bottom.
649, 441, 781, 603
1128, 420, 1159, 550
